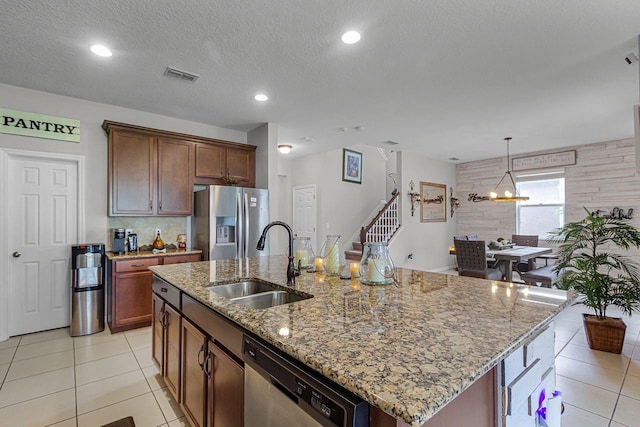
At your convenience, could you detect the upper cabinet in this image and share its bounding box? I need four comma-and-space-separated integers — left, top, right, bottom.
194, 143, 255, 187
103, 121, 256, 216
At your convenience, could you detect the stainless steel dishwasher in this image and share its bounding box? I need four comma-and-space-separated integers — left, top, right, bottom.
243, 335, 370, 427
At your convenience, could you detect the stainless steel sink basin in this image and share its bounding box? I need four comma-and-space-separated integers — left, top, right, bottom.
231, 291, 309, 309
207, 280, 312, 309
207, 280, 278, 299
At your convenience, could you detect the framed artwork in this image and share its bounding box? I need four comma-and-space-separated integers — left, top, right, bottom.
342, 149, 362, 184
420, 182, 446, 222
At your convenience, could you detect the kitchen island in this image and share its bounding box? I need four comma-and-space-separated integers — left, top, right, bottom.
149, 256, 572, 426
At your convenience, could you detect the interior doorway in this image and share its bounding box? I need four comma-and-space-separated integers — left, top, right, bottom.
0, 149, 84, 340
292, 185, 317, 254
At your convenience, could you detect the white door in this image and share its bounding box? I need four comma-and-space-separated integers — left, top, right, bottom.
292, 185, 317, 252
7, 154, 79, 336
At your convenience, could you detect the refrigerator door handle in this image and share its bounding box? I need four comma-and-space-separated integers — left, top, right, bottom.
236, 192, 243, 258
244, 192, 250, 258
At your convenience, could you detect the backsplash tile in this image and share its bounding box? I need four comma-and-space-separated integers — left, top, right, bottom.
106, 217, 188, 251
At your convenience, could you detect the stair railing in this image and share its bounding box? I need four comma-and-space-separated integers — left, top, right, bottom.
360, 193, 400, 246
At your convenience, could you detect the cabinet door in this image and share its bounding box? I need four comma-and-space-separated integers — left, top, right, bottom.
109, 130, 155, 215
151, 293, 164, 370
157, 137, 194, 215
164, 304, 181, 401
195, 144, 225, 180
112, 271, 153, 332
225, 147, 255, 187
181, 319, 208, 427
207, 342, 244, 427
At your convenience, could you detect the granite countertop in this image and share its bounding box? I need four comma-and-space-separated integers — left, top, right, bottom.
106, 249, 202, 260
149, 256, 573, 426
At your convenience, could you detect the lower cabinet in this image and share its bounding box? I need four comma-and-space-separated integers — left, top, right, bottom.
181, 319, 208, 427
152, 293, 182, 401
207, 341, 244, 427
153, 279, 244, 427
112, 270, 154, 332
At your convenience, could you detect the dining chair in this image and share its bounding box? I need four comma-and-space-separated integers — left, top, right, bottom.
511, 234, 539, 273
454, 239, 503, 281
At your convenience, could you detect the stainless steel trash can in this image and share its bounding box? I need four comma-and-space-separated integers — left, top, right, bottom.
71, 244, 105, 336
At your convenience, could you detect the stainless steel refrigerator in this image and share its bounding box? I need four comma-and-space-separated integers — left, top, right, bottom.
192, 186, 269, 260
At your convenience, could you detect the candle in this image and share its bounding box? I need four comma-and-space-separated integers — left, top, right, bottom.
368, 259, 385, 283
326, 244, 339, 273
294, 250, 308, 267
350, 262, 360, 278
314, 258, 323, 272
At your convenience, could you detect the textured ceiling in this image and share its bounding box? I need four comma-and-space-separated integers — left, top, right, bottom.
1, 0, 639, 161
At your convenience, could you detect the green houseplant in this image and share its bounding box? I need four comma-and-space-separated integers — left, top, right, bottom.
552, 208, 640, 353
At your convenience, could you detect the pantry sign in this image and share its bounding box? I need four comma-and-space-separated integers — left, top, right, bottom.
0, 108, 80, 143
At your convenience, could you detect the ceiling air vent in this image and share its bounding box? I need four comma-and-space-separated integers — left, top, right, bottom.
384, 140, 400, 146
164, 66, 199, 83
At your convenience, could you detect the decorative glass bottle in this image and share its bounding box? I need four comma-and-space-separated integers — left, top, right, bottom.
152, 230, 165, 250
319, 235, 345, 276
359, 242, 395, 285
293, 237, 314, 270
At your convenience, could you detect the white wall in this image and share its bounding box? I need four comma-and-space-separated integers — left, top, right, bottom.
290, 145, 387, 253
0, 83, 248, 246
390, 151, 457, 271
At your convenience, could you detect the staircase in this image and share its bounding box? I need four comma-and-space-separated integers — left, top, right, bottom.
345, 193, 400, 261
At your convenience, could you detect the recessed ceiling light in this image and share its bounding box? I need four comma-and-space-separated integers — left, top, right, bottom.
341, 31, 361, 44
278, 145, 292, 154
254, 94, 268, 102
90, 44, 112, 57
448, 157, 460, 161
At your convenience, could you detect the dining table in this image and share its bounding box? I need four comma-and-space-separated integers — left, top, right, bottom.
486, 246, 552, 282
449, 245, 553, 282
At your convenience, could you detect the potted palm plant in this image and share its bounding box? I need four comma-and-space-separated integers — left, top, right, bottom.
552, 208, 640, 354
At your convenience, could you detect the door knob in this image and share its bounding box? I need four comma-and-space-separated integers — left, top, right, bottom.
12, 251, 21, 258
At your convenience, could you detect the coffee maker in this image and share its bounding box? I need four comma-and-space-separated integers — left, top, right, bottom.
112, 228, 126, 254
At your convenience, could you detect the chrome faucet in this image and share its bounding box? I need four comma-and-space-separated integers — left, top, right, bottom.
256, 221, 299, 285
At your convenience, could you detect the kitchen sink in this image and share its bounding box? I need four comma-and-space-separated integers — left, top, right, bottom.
208, 280, 279, 299
231, 291, 309, 309
207, 280, 312, 309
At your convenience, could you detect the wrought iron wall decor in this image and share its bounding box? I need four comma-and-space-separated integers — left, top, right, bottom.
468, 193, 490, 202
408, 180, 421, 216
450, 188, 460, 217
591, 207, 634, 220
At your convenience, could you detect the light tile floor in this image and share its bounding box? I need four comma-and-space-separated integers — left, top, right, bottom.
1, 304, 640, 426
0, 326, 187, 427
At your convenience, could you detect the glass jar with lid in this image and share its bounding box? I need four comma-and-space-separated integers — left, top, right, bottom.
359, 242, 395, 285
319, 234, 345, 276
293, 237, 314, 270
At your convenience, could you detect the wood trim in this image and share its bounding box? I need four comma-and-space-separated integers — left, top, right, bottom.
102, 120, 256, 152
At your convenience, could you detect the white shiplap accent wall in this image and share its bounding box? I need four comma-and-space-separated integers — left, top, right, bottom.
456, 138, 640, 242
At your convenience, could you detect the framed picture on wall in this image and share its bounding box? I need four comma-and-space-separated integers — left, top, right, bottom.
420, 182, 446, 222
342, 149, 362, 184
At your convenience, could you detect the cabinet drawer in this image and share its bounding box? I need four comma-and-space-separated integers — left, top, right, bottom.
115, 257, 160, 273
505, 358, 543, 416
163, 254, 201, 265
182, 294, 243, 359
524, 323, 554, 368
153, 276, 181, 308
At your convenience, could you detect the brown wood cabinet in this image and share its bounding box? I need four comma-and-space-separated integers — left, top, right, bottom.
207, 341, 244, 427
194, 143, 256, 188
103, 121, 257, 217
109, 253, 200, 333
181, 318, 208, 427
105, 125, 194, 216
152, 293, 182, 401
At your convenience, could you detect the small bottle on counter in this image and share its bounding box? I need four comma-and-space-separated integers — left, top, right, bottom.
152, 230, 165, 250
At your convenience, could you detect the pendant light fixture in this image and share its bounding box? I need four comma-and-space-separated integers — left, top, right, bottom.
489, 137, 529, 202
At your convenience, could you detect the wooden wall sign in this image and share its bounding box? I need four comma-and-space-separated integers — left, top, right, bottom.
0, 108, 80, 142
512, 150, 576, 171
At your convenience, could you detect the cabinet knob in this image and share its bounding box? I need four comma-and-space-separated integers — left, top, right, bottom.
132, 263, 145, 267
160, 287, 167, 292
149, 200, 153, 210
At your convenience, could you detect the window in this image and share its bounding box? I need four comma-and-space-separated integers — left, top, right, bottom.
516, 173, 565, 239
